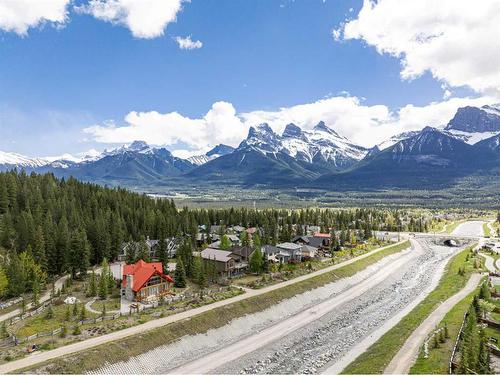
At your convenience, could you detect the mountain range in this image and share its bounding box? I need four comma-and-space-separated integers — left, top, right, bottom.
2, 104, 500, 190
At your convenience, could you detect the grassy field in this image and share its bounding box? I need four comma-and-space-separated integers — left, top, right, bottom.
342, 244, 481, 374
483, 222, 491, 237
24, 241, 411, 374
409, 281, 484, 374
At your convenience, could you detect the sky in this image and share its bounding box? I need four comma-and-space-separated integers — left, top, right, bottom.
0, 0, 499, 158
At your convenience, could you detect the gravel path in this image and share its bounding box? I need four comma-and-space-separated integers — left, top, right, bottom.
384, 273, 482, 374
0, 274, 69, 324
88, 239, 467, 375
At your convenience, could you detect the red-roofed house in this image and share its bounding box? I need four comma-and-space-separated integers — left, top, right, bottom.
122, 260, 174, 302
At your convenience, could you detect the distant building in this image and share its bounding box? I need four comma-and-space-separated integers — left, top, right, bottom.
122, 260, 173, 302
119, 237, 180, 261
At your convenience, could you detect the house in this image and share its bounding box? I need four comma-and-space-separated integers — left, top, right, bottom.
262, 243, 303, 263
301, 245, 318, 258
229, 245, 255, 262
210, 234, 240, 249
292, 233, 331, 254
121, 260, 173, 302
200, 248, 247, 277
118, 237, 180, 261
230, 225, 246, 234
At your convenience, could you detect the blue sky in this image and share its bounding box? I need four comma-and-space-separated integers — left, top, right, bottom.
0, 0, 496, 157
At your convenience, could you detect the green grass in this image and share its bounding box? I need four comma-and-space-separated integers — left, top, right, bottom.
483, 222, 491, 237
342, 244, 480, 374
409, 280, 484, 374
14, 303, 97, 337
24, 241, 411, 374
91, 298, 121, 312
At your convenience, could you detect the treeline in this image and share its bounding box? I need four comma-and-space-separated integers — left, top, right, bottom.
455, 282, 493, 374
0, 171, 429, 298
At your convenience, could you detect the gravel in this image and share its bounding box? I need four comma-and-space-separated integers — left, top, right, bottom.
90, 239, 469, 375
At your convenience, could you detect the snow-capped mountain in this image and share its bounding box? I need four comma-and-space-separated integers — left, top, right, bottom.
239, 121, 368, 169
0, 151, 49, 170
377, 131, 421, 150
187, 144, 235, 166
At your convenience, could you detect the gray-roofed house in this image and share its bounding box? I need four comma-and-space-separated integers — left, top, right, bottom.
200, 248, 247, 277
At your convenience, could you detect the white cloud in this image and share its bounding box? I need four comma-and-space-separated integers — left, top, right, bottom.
84, 95, 496, 156
84, 101, 248, 155
335, 0, 500, 95
76, 0, 185, 39
174, 35, 202, 50
0, 0, 71, 35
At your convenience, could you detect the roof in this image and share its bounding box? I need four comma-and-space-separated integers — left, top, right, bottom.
302, 245, 318, 253
277, 242, 303, 251
262, 245, 280, 254
314, 232, 331, 238
246, 227, 258, 234
122, 260, 173, 292
229, 246, 254, 258
227, 234, 240, 242
201, 248, 234, 262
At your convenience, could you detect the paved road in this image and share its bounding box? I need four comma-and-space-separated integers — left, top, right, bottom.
0, 241, 407, 374
384, 273, 482, 374
0, 274, 69, 324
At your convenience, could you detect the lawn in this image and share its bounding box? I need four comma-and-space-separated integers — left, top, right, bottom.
483, 222, 491, 237
342, 244, 481, 374
409, 281, 483, 374
91, 297, 121, 312
25, 241, 411, 374
14, 302, 98, 337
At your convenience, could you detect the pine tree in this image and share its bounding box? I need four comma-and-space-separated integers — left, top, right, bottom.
174, 258, 187, 288
79, 304, 86, 321
65, 305, 71, 321
0, 267, 8, 298
219, 235, 231, 250
72, 302, 78, 316
88, 270, 97, 297
250, 248, 264, 274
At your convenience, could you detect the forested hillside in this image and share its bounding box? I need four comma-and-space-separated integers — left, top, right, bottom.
0, 171, 429, 299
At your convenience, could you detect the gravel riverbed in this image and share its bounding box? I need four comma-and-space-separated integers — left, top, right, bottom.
90, 239, 468, 375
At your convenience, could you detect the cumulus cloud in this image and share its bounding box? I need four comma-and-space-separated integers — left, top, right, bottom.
84, 95, 496, 156
0, 0, 71, 35
334, 0, 500, 95
174, 35, 202, 50
76, 0, 185, 38
84, 101, 248, 156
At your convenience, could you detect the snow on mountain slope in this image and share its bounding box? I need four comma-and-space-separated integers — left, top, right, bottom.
377, 131, 421, 150
239, 121, 368, 169
187, 144, 235, 166
446, 129, 500, 145
0, 151, 49, 168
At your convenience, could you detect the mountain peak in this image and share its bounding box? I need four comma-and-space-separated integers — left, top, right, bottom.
282, 123, 302, 138
128, 140, 149, 151
445, 105, 500, 133
313, 121, 339, 136
206, 144, 234, 157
